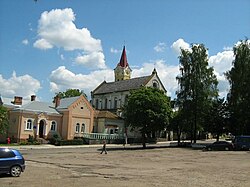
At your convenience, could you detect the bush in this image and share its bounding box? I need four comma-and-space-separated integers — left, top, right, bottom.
49, 132, 62, 145
57, 139, 83, 146
27, 135, 34, 143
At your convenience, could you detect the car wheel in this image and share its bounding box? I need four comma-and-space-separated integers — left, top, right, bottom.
208, 147, 212, 151
225, 147, 229, 151
10, 165, 22, 177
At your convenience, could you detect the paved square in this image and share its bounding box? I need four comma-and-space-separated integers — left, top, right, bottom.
0, 146, 249, 187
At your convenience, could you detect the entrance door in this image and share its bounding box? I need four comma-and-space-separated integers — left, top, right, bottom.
39, 120, 44, 138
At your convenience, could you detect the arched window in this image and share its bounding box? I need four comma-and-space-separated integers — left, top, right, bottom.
25, 119, 33, 130
75, 123, 80, 133
81, 123, 85, 133
51, 121, 57, 131
153, 80, 159, 88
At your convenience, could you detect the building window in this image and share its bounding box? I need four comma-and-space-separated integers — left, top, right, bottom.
100, 100, 102, 109
95, 99, 99, 109
114, 97, 118, 109
25, 119, 33, 130
51, 121, 57, 131
81, 123, 85, 133
75, 123, 80, 133
153, 80, 159, 88
104, 98, 108, 109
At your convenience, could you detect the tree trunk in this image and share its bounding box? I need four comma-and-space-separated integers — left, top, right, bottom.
142, 133, 146, 149
177, 127, 181, 146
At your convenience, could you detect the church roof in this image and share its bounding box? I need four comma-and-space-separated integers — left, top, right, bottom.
118, 46, 128, 67
95, 110, 121, 119
93, 75, 152, 95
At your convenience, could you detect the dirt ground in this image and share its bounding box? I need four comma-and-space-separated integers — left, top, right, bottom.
0, 145, 250, 187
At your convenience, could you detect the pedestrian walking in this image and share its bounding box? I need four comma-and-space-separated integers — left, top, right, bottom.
100, 140, 107, 154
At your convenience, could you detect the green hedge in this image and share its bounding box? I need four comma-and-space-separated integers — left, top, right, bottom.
56, 139, 84, 146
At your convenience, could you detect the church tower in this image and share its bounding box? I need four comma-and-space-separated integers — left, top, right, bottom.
114, 46, 132, 82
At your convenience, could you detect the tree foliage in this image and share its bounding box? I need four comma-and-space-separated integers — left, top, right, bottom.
204, 98, 229, 141
123, 87, 172, 148
226, 39, 250, 135
53, 89, 87, 102
0, 105, 9, 135
176, 44, 218, 142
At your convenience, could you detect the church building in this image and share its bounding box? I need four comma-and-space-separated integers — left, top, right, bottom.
91, 46, 167, 137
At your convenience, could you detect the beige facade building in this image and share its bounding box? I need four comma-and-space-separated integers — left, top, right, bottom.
3, 95, 94, 142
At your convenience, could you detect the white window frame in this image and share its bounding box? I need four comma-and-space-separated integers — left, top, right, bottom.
75, 123, 80, 133
51, 121, 57, 131
25, 119, 33, 130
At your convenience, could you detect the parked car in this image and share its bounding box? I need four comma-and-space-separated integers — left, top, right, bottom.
203, 141, 234, 151
0, 148, 25, 177
233, 136, 250, 151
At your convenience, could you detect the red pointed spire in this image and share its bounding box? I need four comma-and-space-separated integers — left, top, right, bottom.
119, 46, 128, 67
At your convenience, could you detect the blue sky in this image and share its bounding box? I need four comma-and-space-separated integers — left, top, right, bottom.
0, 0, 249, 104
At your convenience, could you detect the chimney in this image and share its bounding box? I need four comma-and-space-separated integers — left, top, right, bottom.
31, 95, 36, 101
55, 95, 61, 108
11, 96, 23, 105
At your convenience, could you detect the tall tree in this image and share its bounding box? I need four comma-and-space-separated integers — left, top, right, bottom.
225, 39, 250, 135
123, 87, 172, 148
53, 89, 87, 102
0, 105, 9, 135
176, 44, 218, 143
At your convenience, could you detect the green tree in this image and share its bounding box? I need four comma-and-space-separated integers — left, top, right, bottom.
53, 89, 87, 102
225, 39, 250, 135
204, 98, 229, 141
0, 105, 9, 135
176, 44, 218, 143
123, 87, 172, 148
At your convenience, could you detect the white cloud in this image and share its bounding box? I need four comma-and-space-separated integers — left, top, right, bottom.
49, 66, 113, 98
154, 42, 166, 52
209, 51, 234, 75
75, 51, 106, 69
171, 38, 191, 55
60, 54, 65, 60
34, 8, 105, 68
0, 72, 41, 103
22, 39, 29, 45
209, 50, 234, 98
223, 46, 233, 51
110, 47, 121, 54
33, 38, 53, 50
